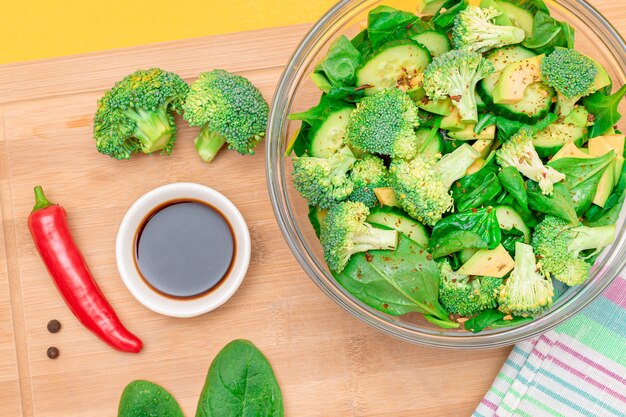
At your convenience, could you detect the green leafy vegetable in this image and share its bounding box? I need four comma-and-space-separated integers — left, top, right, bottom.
464, 309, 533, 333
118, 380, 184, 417
321, 35, 363, 87
196, 340, 284, 417
475, 113, 498, 134
334, 235, 454, 324
585, 163, 626, 226
501, 227, 525, 255
527, 181, 578, 223
584, 85, 626, 138
432, 0, 468, 31
498, 167, 528, 209
452, 155, 503, 211
351, 29, 373, 58
495, 114, 558, 143
367, 6, 422, 50
523, 12, 574, 55
428, 207, 501, 258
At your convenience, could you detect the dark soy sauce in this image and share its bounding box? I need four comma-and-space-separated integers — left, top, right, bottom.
134, 199, 235, 298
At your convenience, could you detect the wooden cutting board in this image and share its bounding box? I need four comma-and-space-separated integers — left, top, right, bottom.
0, 2, 623, 416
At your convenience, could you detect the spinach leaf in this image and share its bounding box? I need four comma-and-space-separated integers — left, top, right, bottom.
428, 207, 501, 258
523, 11, 574, 54
118, 380, 184, 417
288, 95, 350, 125
499, 194, 539, 228
425, 314, 461, 329
321, 35, 363, 87
512, 0, 549, 14
527, 181, 578, 223
548, 152, 616, 215
498, 166, 528, 209
452, 155, 503, 211
584, 85, 626, 138
475, 113, 498, 134
501, 227, 525, 255
367, 6, 420, 50
327, 85, 366, 102
196, 340, 284, 417
464, 309, 533, 333
585, 163, 626, 226
432, 0, 468, 32
285, 123, 310, 157
334, 235, 453, 322
351, 29, 373, 59
495, 113, 557, 143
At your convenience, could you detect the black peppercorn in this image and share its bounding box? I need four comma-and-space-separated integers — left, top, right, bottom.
47, 319, 61, 333
47, 347, 59, 359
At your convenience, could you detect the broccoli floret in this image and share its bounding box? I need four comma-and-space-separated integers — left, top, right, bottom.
348, 155, 388, 208
452, 6, 526, 53
93, 68, 188, 160
532, 216, 615, 286
496, 128, 565, 196
320, 201, 398, 272
423, 50, 494, 123
183, 69, 268, 162
344, 89, 419, 159
292, 147, 356, 208
498, 242, 554, 317
437, 259, 501, 316
389, 143, 481, 226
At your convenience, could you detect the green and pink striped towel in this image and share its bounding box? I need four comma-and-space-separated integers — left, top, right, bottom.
473, 276, 626, 417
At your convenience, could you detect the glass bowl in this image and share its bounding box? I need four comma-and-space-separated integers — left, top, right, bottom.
266, 0, 626, 348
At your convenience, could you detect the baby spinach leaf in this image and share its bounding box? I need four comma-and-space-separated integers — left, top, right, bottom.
351, 29, 373, 58
196, 340, 284, 417
464, 309, 533, 333
498, 167, 528, 209
527, 181, 578, 223
326, 85, 366, 102
523, 12, 573, 54
432, 0, 468, 31
321, 35, 363, 87
118, 380, 184, 417
513, 0, 549, 14
288, 94, 352, 125
285, 123, 310, 157
501, 227, 525, 255
367, 6, 421, 50
334, 235, 452, 322
495, 113, 557, 143
452, 156, 503, 211
548, 152, 616, 215
585, 163, 626, 226
475, 113, 498, 134
584, 85, 626, 138
428, 207, 501, 258
489, 316, 534, 329
425, 314, 460, 329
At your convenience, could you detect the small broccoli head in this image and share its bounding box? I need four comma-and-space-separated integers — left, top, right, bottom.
452, 6, 526, 53
348, 155, 388, 208
540, 48, 598, 116
390, 144, 480, 226
183, 69, 269, 162
531, 216, 615, 286
345, 89, 419, 159
292, 147, 356, 209
496, 128, 565, 195
423, 50, 494, 123
498, 242, 554, 317
438, 259, 501, 316
320, 201, 398, 273
93, 68, 188, 160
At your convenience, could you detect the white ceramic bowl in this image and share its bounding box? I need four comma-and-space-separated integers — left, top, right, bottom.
116, 182, 250, 318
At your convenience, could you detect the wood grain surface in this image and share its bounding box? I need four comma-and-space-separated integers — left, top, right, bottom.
0, 1, 623, 416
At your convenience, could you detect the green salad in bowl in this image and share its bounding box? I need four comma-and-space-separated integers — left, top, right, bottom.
283, 0, 626, 334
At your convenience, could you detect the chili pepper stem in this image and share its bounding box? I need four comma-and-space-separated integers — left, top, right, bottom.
32, 186, 54, 212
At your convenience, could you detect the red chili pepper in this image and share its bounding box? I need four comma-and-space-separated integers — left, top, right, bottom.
28, 186, 142, 353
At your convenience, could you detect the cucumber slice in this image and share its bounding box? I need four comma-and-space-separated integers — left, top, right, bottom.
495, 206, 530, 243
533, 123, 587, 158
411, 31, 451, 58
356, 40, 431, 96
415, 127, 443, 156
367, 206, 429, 247
495, 1, 534, 38
478, 46, 554, 123
307, 107, 353, 157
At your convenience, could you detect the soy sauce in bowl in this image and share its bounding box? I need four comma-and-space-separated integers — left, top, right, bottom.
134, 199, 235, 299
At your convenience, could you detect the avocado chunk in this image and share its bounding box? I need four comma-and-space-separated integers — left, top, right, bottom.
592, 61, 612, 93
493, 55, 543, 104
367, 206, 429, 247
441, 107, 465, 131
457, 244, 514, 278
472, 139, 492, 159
374, 187, 398, 207
417, 97, 453, 116
589, 136, 618, 207
551, 142, 592, 161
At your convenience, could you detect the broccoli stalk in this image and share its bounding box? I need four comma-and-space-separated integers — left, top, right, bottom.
423, 50, 494, 123
532, 216, 615, 286
93, 68, 188, 160
320, 201, 398, 273
292, 147, 356, 209
437, 259, 501, 316
183, 69, 268, 162
496, 128, 565, 195
390, 143, 481, 226
452, 6, 526, 53
540, 48, 599, 116
345, 88, 420, 159
498, 242, 554, 317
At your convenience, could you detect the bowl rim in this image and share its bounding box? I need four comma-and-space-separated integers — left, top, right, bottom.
116, 182, 251, 318
266, 0, 626, 348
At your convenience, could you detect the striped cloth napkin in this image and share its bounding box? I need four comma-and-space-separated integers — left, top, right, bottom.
473, 276, 626, 417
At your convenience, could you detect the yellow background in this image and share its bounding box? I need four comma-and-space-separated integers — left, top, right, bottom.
1, 0, 337, 64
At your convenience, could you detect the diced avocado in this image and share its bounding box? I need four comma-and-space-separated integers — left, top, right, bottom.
592, 61, 612, 93
588, 137, 617, 207
367, 206, 429, 247
457, 244, 515, 278
310, 73, 331, 93
417, 97, 453, 116
448, 124, 496, 140
602, 134, 625, 156
495, 206, 530, 243
308, 107, 353, 157
493, 55, 543, 104
589, 136, 615, 156
466, 158, 485, 175
615, 155, 625, 187
441, 107, 465, 131
416, 0, 445, 14
551, 142, 592, 161
374, 187, 398, 207
473, 139, 492, 159
533, 122, 588, 158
